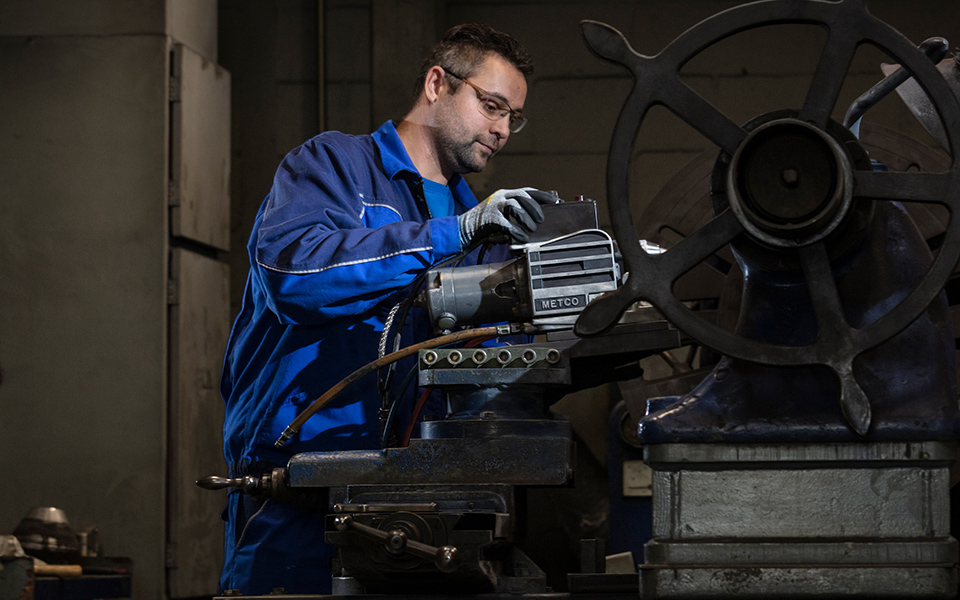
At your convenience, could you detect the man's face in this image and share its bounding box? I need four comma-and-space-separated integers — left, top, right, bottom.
434, 54, 527, 175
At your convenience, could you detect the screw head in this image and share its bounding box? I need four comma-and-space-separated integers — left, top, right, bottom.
780, 167, 800, 188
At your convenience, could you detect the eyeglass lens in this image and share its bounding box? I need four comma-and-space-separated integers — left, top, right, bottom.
445, 68, 526, 133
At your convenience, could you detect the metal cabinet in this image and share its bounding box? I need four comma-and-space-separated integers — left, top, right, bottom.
170, 43, 231, 251
167, 248, 230, 598
0, 27, 230, 600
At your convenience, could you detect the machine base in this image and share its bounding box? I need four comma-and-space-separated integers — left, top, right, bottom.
640, 563, 958, 598
640, 442, 960, 599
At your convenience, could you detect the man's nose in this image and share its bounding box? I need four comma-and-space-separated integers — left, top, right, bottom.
490, 116, 510, 140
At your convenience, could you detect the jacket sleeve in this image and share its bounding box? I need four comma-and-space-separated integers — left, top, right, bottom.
252, 137, 463, 325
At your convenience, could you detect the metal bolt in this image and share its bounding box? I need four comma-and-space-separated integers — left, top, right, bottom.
472, 349, 489, 365
437, 314, 456, 332
422, 350, 438, 365
546, 349, 561, 364
448, 350, 463, 365
781, 167, 800, 188
387, 531, 407, 553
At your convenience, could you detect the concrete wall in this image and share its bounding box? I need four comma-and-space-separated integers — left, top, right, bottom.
0, 2, 222, 599
0, 33, 170, 600
0, 0, 217, 59
219, 0, 320, 310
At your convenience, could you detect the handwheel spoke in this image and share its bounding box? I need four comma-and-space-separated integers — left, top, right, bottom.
838, 370, 873, 437
575, 280, 645, 337
797, 242, 848, 342
854, 170, 956, 206
666, 79, 746, 155
799, 32, 858, 129
799, 242, 873, 436
659, 209, 743, 280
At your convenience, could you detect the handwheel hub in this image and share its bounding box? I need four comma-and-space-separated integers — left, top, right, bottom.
728, 118, 853, 248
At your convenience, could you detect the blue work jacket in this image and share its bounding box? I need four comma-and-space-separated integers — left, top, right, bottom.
220, 121, 497, 474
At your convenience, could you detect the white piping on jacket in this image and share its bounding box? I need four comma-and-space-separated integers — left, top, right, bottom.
259, 246, 432, 275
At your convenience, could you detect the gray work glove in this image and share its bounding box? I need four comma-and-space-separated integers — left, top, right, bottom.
458, 188, 559, 246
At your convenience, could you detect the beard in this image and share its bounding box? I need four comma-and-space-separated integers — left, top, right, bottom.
438, 134, 492, 174
434, 99, 499, 175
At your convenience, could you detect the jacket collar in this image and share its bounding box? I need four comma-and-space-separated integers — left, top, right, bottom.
372, 120, 477, 209
372, 120, 417, 180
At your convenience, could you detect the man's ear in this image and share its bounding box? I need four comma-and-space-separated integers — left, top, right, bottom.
423, 66, 448, 104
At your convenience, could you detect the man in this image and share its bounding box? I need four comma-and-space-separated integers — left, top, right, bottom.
218, 23, 554, 594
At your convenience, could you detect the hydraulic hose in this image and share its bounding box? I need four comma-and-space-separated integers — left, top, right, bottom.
274, 325, 506, 448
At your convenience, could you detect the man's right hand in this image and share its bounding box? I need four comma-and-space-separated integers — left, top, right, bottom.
458, 188, 559, 246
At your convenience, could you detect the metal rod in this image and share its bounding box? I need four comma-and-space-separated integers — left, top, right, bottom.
843, 37, 949, 131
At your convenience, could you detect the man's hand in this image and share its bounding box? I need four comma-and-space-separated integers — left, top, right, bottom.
458, 188, 560, 246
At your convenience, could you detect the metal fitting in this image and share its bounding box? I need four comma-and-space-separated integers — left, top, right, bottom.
521, 349, 538, 365
472, 349, 489, 365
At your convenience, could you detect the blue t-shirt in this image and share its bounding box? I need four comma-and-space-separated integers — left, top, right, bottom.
423, 178, 455, 218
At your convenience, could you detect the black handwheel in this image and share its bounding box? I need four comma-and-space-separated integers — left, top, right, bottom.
574, 0, 960, 436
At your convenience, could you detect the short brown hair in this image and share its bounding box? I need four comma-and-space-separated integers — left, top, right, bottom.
412, 23, 534, 101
